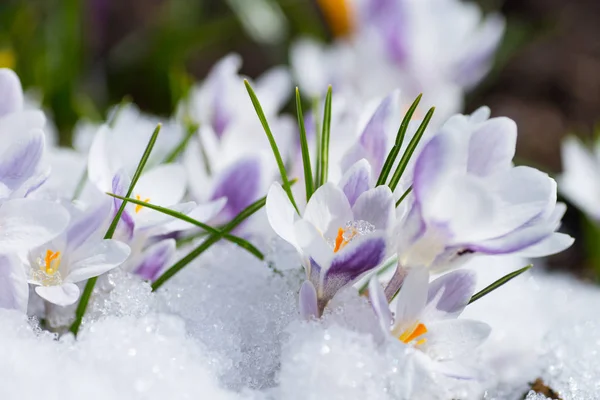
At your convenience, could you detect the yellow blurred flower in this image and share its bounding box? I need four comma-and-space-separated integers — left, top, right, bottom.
0, 48, 16, 69
317, 0, 354, 38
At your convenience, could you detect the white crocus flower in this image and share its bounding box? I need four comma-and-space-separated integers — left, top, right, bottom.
27, 200, 130, 306
369, 268, 490, 379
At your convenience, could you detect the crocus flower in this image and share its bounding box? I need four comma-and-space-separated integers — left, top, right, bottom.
267, 159, 395, 316
369, 268, 490, 379
395, 107, 573, 275
27, 200, 130, 306
0, 253, 29, 312
557, 136, 600, 220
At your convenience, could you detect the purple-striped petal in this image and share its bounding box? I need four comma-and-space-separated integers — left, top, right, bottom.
134, 239, 176, 281
67, 199, 112, 251
358, 94, 393, 172
0, 129, 44, 191
111, 171, 135, 239
423, 270, 476, 321
321, 233, 387, 302
211, 157, 262, 221
352, 186, 395, 230
338, 159, 372, 206
0, 69, 24, 117
368, 276, 393, 334
299, 280, 318, 319
467, 117, 516, 177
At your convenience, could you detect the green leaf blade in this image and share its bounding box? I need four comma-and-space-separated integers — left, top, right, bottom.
468, 264, 532, 305
296, 88, 314, 202
244, 80, 299, 213
376, 94, 422, 187
318, 85, 333, 187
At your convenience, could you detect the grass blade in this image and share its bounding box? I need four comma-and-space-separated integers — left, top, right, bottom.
69, 124, 162, 337
244, 79, 299, 213
468, 265, 532, 305
163, 122, 198, 163
296, 88, 314, 201
318, 85, 333, 187
151, 195, 267, 291
376, 94, 422, 186
312, 97, 322, 185
106, 193, 264, 260
395, 185, 412, 208
387, 107, 434, 192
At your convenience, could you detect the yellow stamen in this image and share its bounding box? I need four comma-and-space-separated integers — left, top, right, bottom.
135, 194, 151, 213
399, 322, 428, 345
43, 250, 61, 275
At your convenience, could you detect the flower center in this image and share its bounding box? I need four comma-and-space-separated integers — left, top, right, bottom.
398, 322, 428, 346
32, 249, 63, 286
135, 194, 151, 213
331, 220, 375, 252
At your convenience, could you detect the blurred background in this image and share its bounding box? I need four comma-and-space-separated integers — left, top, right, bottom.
1, 0, 599, 277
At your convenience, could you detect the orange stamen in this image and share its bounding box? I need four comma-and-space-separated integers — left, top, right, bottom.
333, 227, 345, 252
135, 195, 151, 213
44, 250, 61, 274
316, 0, 354, 37
399, 323, 428, 344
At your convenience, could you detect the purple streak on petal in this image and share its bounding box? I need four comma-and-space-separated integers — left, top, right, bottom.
0, 69, 24, 117
211, 157, 262, 221
134, 239, 175, 281
211, 94, 229, 139
368, 276, 393, 333
67, 200, 111, 251
24, 170, 50, 198
467, 224, 550, 255
0, 132, 43, 190
382, 17, 408, 65
322, 235, 386, 302
340, 162, 371, 207
299, 280, 319, 319
111, 171, 135, 239
359, 95, 392, 173
426, 270, 476, 318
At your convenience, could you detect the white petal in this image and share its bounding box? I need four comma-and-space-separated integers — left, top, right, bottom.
517, 232, 574, 258
133, 164, 187, 208
67, 240, 131, 282
0, 253, 28, 312
0, 199, 70, 253
266, 182, 300, 251
87, 125, 115, 192
183, 136, 214, 202
294, 219, 334, 272
303, 182, 353, 239
35, 283, 80, 306
394, 267, 429, 326
352, 186, 395, 230
368, 277, 392, 334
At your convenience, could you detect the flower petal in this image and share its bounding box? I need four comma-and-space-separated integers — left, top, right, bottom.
299, 280, 318, 319
35, 283, 80, 306
394, 267, 429, 325
134, 239, 175, 281
303, 182, 353, 239
0, 199, 70, 253
352, 186, 395, 230
467, 117, 516, 176
0, 128, 44, 192
321, 233, 387, 301
133, 164, 187, 208
66, 199, 112, 251
0, 253, 28, 312
67, 239, 131, 282
337, 159, 372, 207
294, 219, 333, 272
422, 270, 477, 321
368, 276, 393, 334
266, 182, 300, 251
0, 69, 24, 116
516, 232, 574, 258
210, 157, 262, 220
